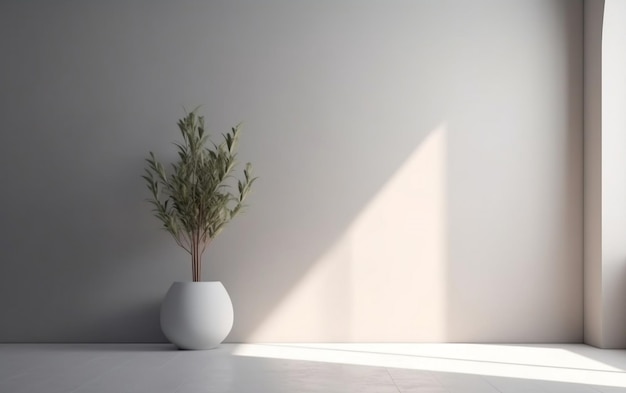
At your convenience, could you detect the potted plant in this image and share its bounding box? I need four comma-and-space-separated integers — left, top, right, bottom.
143, 108, 256, 349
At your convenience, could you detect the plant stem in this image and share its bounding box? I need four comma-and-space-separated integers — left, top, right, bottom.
191, 246, 195, 282
197, 231, 200, 281
191, 229, 201, 282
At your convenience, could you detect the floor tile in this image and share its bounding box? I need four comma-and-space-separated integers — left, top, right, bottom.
1, 343, 625, 393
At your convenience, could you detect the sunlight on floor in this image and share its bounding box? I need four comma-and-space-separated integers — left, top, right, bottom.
233, 343, 626, 388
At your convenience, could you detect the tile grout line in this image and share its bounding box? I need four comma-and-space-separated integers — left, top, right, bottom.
385, 368, 402, 393
481, 376, 504, 393
429, 370, 452, 393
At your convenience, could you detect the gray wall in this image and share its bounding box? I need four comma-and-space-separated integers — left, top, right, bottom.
0, 0, 583, 343
584, 0, 604, 348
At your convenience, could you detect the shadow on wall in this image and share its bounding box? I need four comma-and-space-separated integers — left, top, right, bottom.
0, 150, 172, 342
444, 0, 583, 342
0, 0, 583, 343
601, 259, 626, 347
195, 0, 459, 343
216, 0, 584, 343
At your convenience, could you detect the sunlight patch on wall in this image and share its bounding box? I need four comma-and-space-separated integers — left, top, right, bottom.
248, 125, 448, 341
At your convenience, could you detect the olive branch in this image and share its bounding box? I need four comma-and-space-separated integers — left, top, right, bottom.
143, 109, 256, 281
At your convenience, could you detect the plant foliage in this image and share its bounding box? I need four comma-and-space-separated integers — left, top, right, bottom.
143, 109, 256, 281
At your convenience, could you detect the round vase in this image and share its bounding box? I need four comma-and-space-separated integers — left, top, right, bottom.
160, 281, 234, 350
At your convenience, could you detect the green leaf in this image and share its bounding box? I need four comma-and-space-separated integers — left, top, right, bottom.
142, 108, 257, 267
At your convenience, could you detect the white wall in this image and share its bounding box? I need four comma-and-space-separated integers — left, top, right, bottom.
232, 0, 584, 343
583, 0, 626, 349
0, 0, 583, 343
600, 0, 626, 348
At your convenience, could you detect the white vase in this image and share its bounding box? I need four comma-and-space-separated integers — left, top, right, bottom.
160, 281, 234, 350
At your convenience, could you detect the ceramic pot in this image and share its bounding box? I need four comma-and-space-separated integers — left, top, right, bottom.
160, 281, 234, 350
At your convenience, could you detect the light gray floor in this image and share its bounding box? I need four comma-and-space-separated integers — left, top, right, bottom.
1, 343, 625, 393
